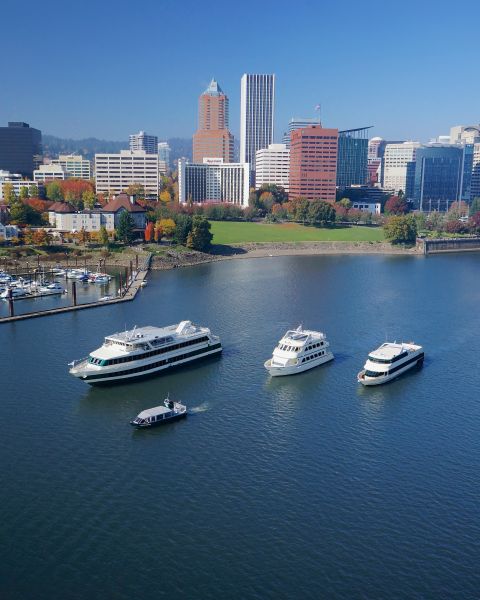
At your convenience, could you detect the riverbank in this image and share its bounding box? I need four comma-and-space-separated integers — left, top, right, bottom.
150, 241, 420, 270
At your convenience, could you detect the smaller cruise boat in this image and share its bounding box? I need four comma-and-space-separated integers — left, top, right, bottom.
264, 325, 334, 376
38, 282, 67, 295
130, 397, 187, 428
358, 342, 424, 386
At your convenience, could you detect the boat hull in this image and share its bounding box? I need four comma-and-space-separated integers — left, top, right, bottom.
358, 355, 424, 386
265, 352, 334, 377
130, 412, 187, 428
72, 345, 222, 385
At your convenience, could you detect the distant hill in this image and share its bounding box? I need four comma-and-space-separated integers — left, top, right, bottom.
42, 135, 194, 167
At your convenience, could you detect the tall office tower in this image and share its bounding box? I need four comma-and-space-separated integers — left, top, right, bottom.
193, 79, 234, 163
0, 122, 42, 178
471, 143, 480, 200
413, 145, 464, 211
336, 127, 371, 188
178, 158, 249, 206
158, 142, 171, 166
289, 125, 338, 202
368, 137, 383, 160
282, 118, 321, 148
129, 131, 158, 154
95, 150, 159, 199
255, 143, 290, 192
240, 74, 275, 171
382, 142, 421, 196
51, 154, 91, 179
450, 124, 480, 145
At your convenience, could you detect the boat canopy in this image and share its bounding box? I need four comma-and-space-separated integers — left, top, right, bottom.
136, 405, 172, 419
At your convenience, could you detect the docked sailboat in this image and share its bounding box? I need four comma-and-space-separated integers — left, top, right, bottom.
264, 325, 334, 376
69, 320, 222, 384
357, 342, 424, 386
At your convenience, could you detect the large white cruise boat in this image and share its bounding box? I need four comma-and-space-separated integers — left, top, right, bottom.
69, 321, 222, 384
264, 326, 334, 376
357, 342, 424, 386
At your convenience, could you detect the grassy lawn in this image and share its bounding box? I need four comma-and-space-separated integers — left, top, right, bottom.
210, 221, 385, 245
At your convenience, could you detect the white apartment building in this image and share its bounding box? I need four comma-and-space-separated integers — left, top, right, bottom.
382, 142, 421, 195
51, 154, 91, 179
240, 73, 275, 170
95, 150, 159, 198
178, 158, 249, 206
0, 170, 42, 199
255, 143, 290, 192
129, 131, 158, 154
34, 164, 66, 182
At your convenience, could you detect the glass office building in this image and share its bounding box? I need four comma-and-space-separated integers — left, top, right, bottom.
413, 146, 464, 211
336, 127, 371, 188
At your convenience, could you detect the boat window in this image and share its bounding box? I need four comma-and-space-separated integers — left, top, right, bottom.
365, 370, 385, 377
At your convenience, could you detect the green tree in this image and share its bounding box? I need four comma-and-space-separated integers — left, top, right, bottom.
99, 225, 109, 247
29, 184, 39, 198
19, 186, 29, 200
45, 180, 64, 201
307, 200, 336, 226
339, 198, 352, 210
173, 213, 193, 245
469, 197, 480, 216
116, 210, 136, 244
186, 216, 213, 252
82, 189, 96, 210
9, 197, 42, 226
295, 198, 310, 225
384, 215, 417, 245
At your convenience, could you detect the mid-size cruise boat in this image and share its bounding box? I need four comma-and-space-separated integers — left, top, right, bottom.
130, 397, 187, 428
69, 320, 222, 384
264, 325, 334, 376
357, 342, 424, 386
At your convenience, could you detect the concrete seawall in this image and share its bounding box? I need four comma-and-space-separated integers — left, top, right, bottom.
422, 237, 480, 254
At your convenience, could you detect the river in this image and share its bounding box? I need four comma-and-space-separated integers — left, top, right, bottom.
1, 254, 479, 599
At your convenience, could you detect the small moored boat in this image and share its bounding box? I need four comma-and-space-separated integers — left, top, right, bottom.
358, 341, 424, 386
130, 397, 187, 428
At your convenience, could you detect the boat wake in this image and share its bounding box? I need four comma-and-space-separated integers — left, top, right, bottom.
190, 403, 209, 414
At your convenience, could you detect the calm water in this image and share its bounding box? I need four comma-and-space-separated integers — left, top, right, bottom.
1, 254, 479, 600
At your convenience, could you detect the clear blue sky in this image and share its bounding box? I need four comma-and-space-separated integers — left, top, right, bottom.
1, 0, 479, 143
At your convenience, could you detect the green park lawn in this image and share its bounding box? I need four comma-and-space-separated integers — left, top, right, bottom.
210, 221, 385, 245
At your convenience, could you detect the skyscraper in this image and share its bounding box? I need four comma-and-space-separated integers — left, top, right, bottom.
129, 131, 158, 154
282, 118, 321, 148
289, 125, 338, 202
382, 142, 421, 195
336, 127, 371, 188
240, 74, 275, 171
193, 79, 234, 163
0, 122, 42, 178
255, 144, 290, 192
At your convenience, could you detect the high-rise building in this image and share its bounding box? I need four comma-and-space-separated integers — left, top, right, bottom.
0, 122, 42, 178
33, 164, 67, 182
255, 144, 290, 192
336, 127, 371, 188
129, 131, 158, 154
382, 142, 421, 195
95, 150, 159, 199
51, 154, 91, 179
471, 143, 480, 200
450, 124, 480, 145
158, 142, 171, 166
178, 158, 249, 206
193, 79, 234, 164
413, 145, 464, 211
368, 137, 384, 160
289, 125, 338, 202
240, 74, 275, 171
282, 118, 321, 148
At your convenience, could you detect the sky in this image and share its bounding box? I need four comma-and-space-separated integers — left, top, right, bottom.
1, 0, 479, 143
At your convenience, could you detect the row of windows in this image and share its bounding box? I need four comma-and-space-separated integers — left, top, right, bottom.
85, 343, 222, 380
301, 351, 326, 363
88, 336, 210, 366
365, 353, 423, 377
368, 351, 408, 365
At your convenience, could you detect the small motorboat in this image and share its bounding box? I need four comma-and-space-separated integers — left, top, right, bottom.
130, 397, 187, 428
141, 280, 147, 287
98, 295, 113, 301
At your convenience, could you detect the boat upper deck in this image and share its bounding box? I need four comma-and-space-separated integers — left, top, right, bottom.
369, 342, 422, 361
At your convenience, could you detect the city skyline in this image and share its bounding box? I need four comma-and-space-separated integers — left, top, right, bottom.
2, 0, 480, 142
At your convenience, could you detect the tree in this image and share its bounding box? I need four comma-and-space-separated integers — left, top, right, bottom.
3, 183, 16, 205
446, 201, 469, 221
29, 184, 39, 198
99, 225, 109, 246
469, 211, 480, 232
186, 216, 213, 252
144, 221, 154, 242
9, 197, 42, 226
339, 198, 352, 210
82, 189, 96, 210
384, 215, 417, 245
158, 218, 176, 239
32, 228, 52, 246
116, 211, 135, 244
173, 214, 193, 244
159, 190, 172, 204
60, 179, 94, 205
78, 228, 90, 246
307, 200, 336, 226
19, 186, 29, 200
469, 197, 480, 216
294, 198, 310, 225
385, 195, 408, 215
125, 183, 145, 198
45, 180, 64, 201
